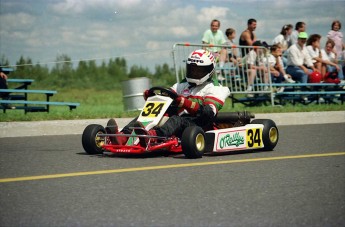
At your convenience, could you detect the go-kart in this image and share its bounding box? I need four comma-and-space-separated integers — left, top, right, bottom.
82, 87, 279, 158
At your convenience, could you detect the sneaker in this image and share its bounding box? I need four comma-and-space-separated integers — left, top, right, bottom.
1, 103, 15, 109
284, 74, 295, 83
246, 85, 254, 98
302, 96, 308, 102
277, 87, 285, 93
133, 121, 157, 147
318, 97, 325, 103
106, 118, 127, 145
217, 74, 225, 81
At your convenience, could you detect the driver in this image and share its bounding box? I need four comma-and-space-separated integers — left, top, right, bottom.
107, 49, 230, 146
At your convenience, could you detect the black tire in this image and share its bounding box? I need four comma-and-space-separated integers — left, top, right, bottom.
250, 119, 279, 151
82, 124, 106, 154
181, 126, 205, 159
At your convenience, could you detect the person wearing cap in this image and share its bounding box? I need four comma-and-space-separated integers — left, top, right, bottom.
286, 32, 317, 84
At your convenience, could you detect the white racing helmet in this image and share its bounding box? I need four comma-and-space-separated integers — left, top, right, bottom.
186, 49, 215, 85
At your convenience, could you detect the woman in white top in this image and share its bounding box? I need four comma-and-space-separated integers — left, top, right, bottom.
321, 39, 340, 76
272, 24, 293, 52
272, 24, 293, 67
306, 34, 322, 77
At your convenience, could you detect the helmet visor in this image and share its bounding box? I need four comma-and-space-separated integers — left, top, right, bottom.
186, 63, 214, 80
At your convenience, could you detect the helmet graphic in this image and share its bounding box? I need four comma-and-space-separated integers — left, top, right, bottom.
309, 71, 322, 83
186, 49, 215, 85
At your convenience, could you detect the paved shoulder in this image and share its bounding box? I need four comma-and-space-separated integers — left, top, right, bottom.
0, 111, 344, 138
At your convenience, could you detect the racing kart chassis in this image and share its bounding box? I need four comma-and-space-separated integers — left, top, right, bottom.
82, 87, 279, 158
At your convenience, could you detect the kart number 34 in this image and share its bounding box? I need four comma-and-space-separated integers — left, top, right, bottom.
246, 128, 262, 148
141, 102, 165, 118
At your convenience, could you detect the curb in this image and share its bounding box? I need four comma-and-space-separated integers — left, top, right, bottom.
0, 111, 344, 138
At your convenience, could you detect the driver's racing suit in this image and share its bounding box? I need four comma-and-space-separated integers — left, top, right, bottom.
148, 78, 230, 137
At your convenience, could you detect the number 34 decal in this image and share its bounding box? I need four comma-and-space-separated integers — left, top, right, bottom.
141, 102, 165, 118
246, 128, 263, 148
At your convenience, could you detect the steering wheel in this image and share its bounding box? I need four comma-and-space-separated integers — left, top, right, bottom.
147, 86, 178, 100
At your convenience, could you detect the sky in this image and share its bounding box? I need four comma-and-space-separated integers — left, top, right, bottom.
1, 0, 345, 72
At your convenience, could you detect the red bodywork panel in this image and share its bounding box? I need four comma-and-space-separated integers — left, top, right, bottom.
102, 137, 182, 154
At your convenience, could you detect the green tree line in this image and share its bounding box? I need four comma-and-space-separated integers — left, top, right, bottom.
1, 54, 177, 90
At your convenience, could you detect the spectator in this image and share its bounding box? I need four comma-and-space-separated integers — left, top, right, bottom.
106, 49, 230, 146
239, 18, 257, 57
224, 28, 240, 65
290, 22, 306, 46
267, 44, 295, 93
272, 24, 293, 52
202, 19, 227, 70
272, 24, 293, 66
0, 67, 14, 109
243, 40, 270, 97
0, 72, 8, 92
0, 66, 9, 99
286, 32, 317, 84
306, 34, 323, 77
327, 20, 345, 79
321, 39, 341, 76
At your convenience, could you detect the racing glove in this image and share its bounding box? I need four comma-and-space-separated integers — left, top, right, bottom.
175, 96, 200, 116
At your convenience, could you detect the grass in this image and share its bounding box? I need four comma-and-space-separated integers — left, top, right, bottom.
0, 88, 344, 122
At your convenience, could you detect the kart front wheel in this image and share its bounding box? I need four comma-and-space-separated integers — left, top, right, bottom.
82, 124, 106, 154
251, 119, 279, 151
181, 126, 205, 159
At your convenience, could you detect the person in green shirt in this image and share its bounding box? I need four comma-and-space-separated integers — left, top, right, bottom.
202, 19, 227, 78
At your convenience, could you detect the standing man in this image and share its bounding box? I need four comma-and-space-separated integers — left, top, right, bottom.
202, 19, 227, 72
239, 18, 257, 57
290, 22, 306, 46
286, 32, 317, 84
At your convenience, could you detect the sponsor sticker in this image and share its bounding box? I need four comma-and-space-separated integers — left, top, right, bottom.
217, 130, 246, 150
215, 127, 263, 151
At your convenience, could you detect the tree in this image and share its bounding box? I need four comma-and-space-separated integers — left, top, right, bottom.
154, 63, 176, 86
128, 65, 151, 79
50, 54, 74, 86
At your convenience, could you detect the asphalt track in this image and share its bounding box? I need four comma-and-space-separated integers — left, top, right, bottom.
0, 121, 345, 226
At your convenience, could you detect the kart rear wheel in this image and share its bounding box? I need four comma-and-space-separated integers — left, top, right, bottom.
181, 126, 205, 159
250, 119, 279, 151
82, 124, 106, 154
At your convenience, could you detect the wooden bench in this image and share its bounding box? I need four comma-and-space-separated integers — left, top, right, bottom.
275, 91, 345, 105
0, 100, 80, 113
0, 88, 56, 99
230, 93, 272, 107
0, 89, 80, 113
7, 79, 34, 89
255, 83, 345, 105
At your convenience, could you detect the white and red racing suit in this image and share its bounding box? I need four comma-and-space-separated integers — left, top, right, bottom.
155, 78, 230, 137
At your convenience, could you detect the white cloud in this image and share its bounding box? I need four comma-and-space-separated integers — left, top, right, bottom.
0, 12, 36, 30
1, 0, 345, 71
197, 6, 229, 24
